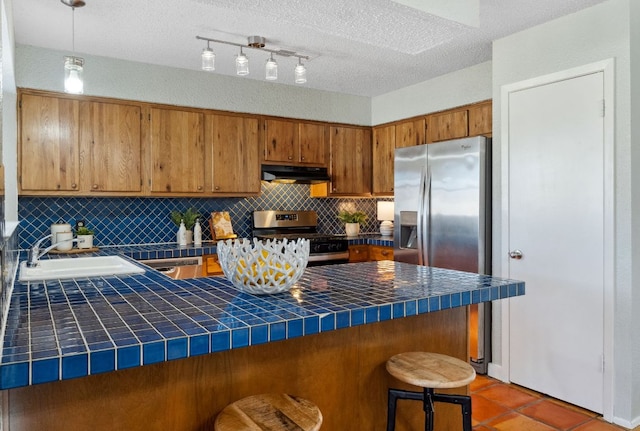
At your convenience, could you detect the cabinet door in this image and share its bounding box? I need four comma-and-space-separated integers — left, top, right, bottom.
396, 118, 426, 148
427, 110, 468, 142
298, 122, 327, 165
149, 108, 206, 194
372, 125, 395, 195
330, 126, 371, 196
209, 114, 260, 194
348, 245, 369, 263
468, 102, 492, 136
19, 93, 80, 192
330, 126, 372, 195
369, 245, 394, 261
264, 119, 297, 163
80, 101, 142, 193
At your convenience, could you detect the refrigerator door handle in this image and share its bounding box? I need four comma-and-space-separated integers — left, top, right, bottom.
424, 167, 432, 267
416, 167, 426, 266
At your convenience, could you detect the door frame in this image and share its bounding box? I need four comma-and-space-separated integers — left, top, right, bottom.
496, 59, 615, 421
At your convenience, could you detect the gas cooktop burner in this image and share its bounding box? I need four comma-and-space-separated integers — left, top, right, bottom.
252, 210, 350, 265
254, 233, 345, 242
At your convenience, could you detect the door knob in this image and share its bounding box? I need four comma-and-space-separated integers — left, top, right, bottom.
509, 250, 523, 259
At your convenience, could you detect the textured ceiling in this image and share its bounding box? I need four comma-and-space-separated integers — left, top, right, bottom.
12, 0, 608, 97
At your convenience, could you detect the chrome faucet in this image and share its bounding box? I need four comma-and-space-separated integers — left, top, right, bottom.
26, 234, 85, 268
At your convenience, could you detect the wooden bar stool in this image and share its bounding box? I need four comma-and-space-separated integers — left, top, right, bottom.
386, 352, 476, 431
214, 393, 323, 431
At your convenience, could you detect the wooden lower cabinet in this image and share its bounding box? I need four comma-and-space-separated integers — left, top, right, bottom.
369, 245, 394, 261
349, 244, 393, 262
5, 308, 468, 431
348, 244, 370, 262
202, 254, 224, 276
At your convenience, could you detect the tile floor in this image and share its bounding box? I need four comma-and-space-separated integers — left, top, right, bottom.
471, 375, 639, 431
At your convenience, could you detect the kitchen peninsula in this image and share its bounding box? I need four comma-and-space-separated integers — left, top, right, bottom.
1, 258, 523, 430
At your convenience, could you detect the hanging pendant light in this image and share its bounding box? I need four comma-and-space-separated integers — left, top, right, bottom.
61, 0, 85, 94
294, 59, 307, 84
201, 41, 215, 71
265, 53, 277, 81
236, 47, 249, 76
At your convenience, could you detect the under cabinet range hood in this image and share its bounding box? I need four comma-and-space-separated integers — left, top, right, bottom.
261, 164, 331, 184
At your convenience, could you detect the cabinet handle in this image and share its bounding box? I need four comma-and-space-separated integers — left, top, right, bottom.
92, 184, 98, 189
71, 183, 77, 189
214, 186, 220, 191
332, 187, 337, 192
354, 249, 360, 254
288, 156, 293, 160
381, 250, 389, 256
197, 185, 203, 191
301, 156, 305, 161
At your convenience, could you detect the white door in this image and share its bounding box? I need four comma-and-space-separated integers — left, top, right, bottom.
508, 72, 605, 413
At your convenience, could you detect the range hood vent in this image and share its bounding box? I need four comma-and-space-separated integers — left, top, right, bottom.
261, 164, 330, 184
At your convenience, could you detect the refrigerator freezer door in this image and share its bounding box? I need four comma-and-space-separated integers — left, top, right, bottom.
394, 144, 428, 265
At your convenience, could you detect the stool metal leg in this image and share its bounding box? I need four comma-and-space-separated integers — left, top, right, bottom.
386, 388, 424, 431
387, 388, 473, 431
431, 393, 473, 431
423, 388, 434, 431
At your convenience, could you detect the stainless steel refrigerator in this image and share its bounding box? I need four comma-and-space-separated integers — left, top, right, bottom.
394, 136, 491, 373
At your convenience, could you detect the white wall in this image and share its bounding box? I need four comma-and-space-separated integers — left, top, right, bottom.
15, 45, 371, 126
1, 0, 16, 224
629, 0, 640, 420
371, 61, 492, 125
492, 0, 638, 426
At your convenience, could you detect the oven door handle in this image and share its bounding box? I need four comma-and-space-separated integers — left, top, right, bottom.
307, 251, 350, 263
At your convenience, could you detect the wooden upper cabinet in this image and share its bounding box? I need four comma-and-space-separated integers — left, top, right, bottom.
329, 126, 371, 196
80, 101, 142, 194
264, 119, 297, 163
396, 118, 426, 148
149, 107, 206, 194
208, 114, 260, 194
19, 93, 80, 193
372, 124, 395, 195
427, 110, 468, 143
468, 102, 492, 136
263, 119, 327, 166
372, 118, 426, 196
298, 122, 327, 165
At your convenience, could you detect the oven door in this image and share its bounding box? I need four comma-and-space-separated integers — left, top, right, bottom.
307, 251, 350, 266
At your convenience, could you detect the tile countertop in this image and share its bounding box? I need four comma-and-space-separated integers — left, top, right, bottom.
0, 242, 524, 390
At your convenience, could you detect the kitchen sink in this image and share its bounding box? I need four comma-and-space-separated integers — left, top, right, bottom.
19, 255, 145, 281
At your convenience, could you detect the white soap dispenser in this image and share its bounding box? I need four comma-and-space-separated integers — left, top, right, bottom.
177, 219, 187, 247
193, 218, 202, 247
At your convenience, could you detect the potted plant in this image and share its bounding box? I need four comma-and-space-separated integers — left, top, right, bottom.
337, 210, 367, 237
76, 226, 95, 249
170, 208, 201, 245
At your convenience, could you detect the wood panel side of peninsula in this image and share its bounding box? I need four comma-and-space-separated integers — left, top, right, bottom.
6, 308, 468, 431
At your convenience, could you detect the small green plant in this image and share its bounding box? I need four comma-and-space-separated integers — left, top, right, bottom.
337, 210, 368, 224
170, 208, 201, 230
76, 226, 94, 236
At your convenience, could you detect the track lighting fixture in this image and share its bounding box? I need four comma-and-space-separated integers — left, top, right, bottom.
236, 47, 249, 76
265, 53, 277, 81
294, 59, 307, 84
196, 35, 309, 84
201, 41, 215, 71
61, 0, 85, 94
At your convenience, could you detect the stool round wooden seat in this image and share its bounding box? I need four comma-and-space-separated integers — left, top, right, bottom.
214, 393, 323, 431
386, 352, 476, 431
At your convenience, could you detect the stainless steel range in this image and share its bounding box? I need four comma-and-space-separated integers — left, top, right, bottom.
252, 210, 349, 265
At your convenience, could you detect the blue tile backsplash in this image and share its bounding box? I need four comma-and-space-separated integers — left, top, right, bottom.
18, 183, 391, 249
